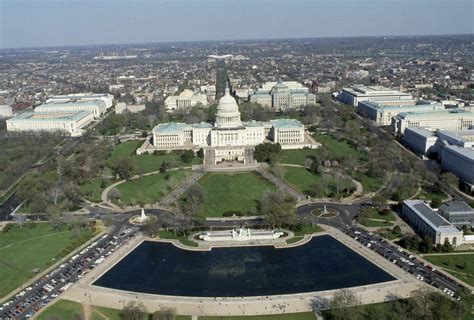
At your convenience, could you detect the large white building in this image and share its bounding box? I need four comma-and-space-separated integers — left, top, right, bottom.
164, 89, 208, 112
0, 105, 12, 118
357, 100, 444, 126
35, 100, 106, 118
441, 145, 474, 192
391, 109, 474, 135
139, 87, 316, 163
47, 93, 114, 109
249, 79, 316, 110
6, 110, 94, 137
339, 85, 413, 107
439, 201, 474, 228
115, 102, 146, 114
403, 127, 438, 156
402, 200, 463, 246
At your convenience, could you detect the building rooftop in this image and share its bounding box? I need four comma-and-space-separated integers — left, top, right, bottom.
360, 100, 444, 111
404, 200, 460, 233
38, 100, 105, 108
7, 110, 92, 122
439, 200, 474, 215
438, 130, 474, 143
444, 145, 474, 160
398, 108, 474, 119
192, 122, 213, 129
244, 120, 265, 128
270, 118, 304, 129
153, 122, 187, 133
404, 127, 437, 139
343, 85, 410, 96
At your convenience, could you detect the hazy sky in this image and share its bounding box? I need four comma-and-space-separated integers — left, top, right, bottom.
0, 0, 472, 49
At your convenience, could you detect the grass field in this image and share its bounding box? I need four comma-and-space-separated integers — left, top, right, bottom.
108, 140, 201, 174
79, 179, 106, 203
282, 166, 322, 195
353, 171, 383, 193
280, 149, 320, 165
199, 313, 317, 320
362, 208, 396, 221
37, 299, 83, 320
423, 253, 474, 286
359, 219, 394, 228
316, 134, 366, 161
115, 170, 190, 206
198, 172, 277, 217
156, 230, 199, 247
0, 223, 96, 298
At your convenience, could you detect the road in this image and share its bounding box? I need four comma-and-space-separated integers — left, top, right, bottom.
0, 193, 18, 222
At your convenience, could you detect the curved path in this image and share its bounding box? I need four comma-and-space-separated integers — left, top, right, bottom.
100, 166, 194, 209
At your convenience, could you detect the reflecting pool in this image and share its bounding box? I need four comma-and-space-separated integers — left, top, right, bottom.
94, 235, 395, 297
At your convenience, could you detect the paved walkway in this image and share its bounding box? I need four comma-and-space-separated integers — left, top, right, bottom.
61, 227, 426, 317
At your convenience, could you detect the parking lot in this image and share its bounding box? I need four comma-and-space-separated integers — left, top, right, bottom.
0, 225, 138, 319
342, 225, 466, 300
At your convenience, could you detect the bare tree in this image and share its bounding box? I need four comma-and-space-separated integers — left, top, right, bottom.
329, 289, 361, 320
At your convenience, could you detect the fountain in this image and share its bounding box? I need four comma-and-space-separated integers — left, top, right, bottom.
322, 205, 328, 215
130, 208, 155, 225
199, 227, 284, 242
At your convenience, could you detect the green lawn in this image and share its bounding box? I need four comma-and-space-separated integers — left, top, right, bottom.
286, 236, 304, 244
108, 141, 201, 174
280, 149, 320, 165
282, 166, 323, 195
359, 219, 394, 228
362, 208, 396, 221
197, 172, 277, 217
353, 171, 383, 193
92, 306, 122, 320
80, 179, 106, 203
115, 170, 191, 206
316, 134, 366, 161
37, 299, 83, 320
156, 230, 199, 247
0, 223, 96, 298
199, 313, 316, 320
424, 254, 474, 286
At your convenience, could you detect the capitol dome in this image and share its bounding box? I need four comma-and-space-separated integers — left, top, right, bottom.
215, 87, 242, 128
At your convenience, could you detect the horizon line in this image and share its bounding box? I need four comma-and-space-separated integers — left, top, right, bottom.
1, 32, 473, 51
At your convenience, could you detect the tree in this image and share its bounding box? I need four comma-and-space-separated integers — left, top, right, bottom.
197, 148, 204, 158
119, 301, 147, 320
392, 225, 402, 235
181, 150, 195, 163
180, 184, 205, 216
152, 308, 176, 320
254, 143, 281, 163
441, 172, 459, 189
261, 190, 297, 228
113, 157, 136, 180
372, 194, 387, 212
329, 289, 361, 320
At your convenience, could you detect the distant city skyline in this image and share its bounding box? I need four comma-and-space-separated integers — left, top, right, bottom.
0, 0, 472, 49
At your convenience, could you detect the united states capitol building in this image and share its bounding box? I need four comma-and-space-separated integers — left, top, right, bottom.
137, 87, 318, 164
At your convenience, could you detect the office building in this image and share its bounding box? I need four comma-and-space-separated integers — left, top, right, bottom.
401, 200, 463, 246
391, 109, 474, 135
439, 200, 474, 228
441, 145, 474, 192
357, 100, 444, 126
403, 127, 438, 156
6, 110, 94, 136
47, 93, 114, 109
339, 85, 413, 107
35, 100, 106, 118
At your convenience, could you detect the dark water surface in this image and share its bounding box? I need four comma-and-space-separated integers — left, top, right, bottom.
93, 235, 395, 297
